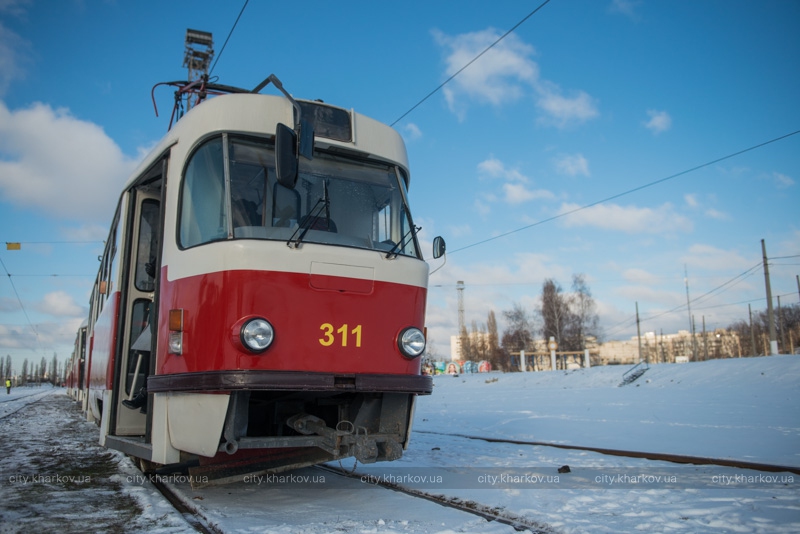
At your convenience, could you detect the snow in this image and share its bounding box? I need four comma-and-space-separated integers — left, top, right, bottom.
1, 355, 798, 533
414, 356, 800, 465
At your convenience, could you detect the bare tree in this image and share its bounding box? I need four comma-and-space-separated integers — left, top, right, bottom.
21, 359, 28, 385
569, 274, 601, 349
486, 310, 507, 371
540, 279, 574, 349
502, 303, 534, 353
50, 353, 59, 386
458, 325, 474, 361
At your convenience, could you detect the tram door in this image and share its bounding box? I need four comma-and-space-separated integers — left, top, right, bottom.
114, 190, 161, 436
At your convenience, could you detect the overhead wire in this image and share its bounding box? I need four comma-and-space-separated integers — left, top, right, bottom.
449, 129, 800, 255
390, 0, 553, 127
209, 0, 250, 75
602, 261, 791, 338
0, 255, 44, 356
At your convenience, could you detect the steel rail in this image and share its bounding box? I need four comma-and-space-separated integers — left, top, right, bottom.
416, 430, 800, 475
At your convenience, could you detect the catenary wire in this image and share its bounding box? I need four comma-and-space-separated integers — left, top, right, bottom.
448, 129, 800, 255
209, 0, 250, 75
390, 0, 553, 127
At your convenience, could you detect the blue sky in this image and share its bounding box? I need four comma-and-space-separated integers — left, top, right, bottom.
1, 0, 798, 371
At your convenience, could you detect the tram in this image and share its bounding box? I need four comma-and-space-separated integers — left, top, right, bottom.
71, 75, 445, 482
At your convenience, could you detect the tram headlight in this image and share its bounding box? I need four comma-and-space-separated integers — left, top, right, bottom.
240, 318, 275, 353
398, 327, 426, 359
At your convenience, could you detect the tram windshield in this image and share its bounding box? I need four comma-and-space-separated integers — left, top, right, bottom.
179, 135, 420, 258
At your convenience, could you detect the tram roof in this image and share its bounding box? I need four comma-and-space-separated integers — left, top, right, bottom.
125, 93, 410, 192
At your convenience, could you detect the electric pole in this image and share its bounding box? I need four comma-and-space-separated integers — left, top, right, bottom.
685, 265, 698, 361
456, 281, 465, 336
761, 239, 777, 355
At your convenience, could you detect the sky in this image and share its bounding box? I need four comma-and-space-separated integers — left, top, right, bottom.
0, 0, 799, 372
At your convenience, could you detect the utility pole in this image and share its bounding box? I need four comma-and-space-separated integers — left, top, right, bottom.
456, 281, 465, 336
748, 303, 757, 356
685, 265, 698, 361
777, 295, 785, 354
636, 302, 644, 363
702, 316, 708, 361
761, 239, 777, 355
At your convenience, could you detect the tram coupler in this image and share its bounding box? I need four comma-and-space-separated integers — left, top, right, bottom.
287, 413, 403, 463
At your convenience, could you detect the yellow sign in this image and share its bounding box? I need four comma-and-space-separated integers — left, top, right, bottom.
5, 242, 21, 250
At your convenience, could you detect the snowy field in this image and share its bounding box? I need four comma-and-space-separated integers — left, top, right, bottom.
415, 355, 800, 465
1, 355, 798, 533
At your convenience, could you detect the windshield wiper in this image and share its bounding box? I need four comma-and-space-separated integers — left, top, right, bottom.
386, 225, 420, 259
287, 181, 330, 248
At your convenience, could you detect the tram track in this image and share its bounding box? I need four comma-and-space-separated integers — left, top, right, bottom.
416, 430, 800, 475
142, 460, 556, 533
315, 463, 554, 533
138, 428, 798, 533
149, 477, 223, 534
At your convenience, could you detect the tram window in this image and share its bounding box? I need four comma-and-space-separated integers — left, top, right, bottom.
179, 134, 420, 258
125, 299, 151, 396
134, 199, 160, 292
229, 143, 268, 229
179, 138, 227, 248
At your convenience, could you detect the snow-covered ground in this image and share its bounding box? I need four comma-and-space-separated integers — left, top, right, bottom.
415, 355, 800, 465
1, 355, 798, 533
392, 355, 800, 532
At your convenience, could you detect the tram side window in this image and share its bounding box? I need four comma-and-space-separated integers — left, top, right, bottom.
179, 138, 227, 248
135, 200, 160, 291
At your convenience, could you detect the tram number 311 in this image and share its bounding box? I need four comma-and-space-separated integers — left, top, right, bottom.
319, 323, 363, 347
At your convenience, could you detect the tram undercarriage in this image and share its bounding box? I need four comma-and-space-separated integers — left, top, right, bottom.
119, 371, 430, 486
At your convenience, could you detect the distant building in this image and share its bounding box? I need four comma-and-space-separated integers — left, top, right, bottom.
449, 332, 492, 361
449, 328, 746, 368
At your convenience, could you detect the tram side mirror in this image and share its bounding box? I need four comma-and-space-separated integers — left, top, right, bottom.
432, 236, 446, 259
275, 123, 298, 189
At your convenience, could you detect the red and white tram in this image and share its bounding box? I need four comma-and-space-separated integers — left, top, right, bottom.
75, 76, 445, 481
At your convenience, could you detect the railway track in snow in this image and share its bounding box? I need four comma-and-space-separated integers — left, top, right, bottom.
145, 461, 555, 533
316, 463, 554, 533
416, 430, 800, 475
143, 429, 799, 532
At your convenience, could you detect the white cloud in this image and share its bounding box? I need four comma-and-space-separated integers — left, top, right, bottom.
609, 0, 642, 20
771, 172, 794, 188
446, 224, 472, 238
502, 182, 554, 204
477, 156, 554, 206
477, 156, 507, 179
0, 20, 30, 96
433, 27, 538, 111
704, 208, 728, 220
681, 244, 752, 272
474, 198, 491, 217
622, 268, 661, 285
477, 156, 528, 184
433, 27, 598, 128
684, 193, 728, 220
554, 153, 590, 177
403, 122, 422, 141
558, 202, 693, 234
34, 291, 85, 318
535, 82, 599, 128
644, 109, 672, 134
0, 101, 140, 221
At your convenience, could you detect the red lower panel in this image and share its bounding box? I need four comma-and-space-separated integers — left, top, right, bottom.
157, 269, 426, 376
